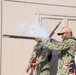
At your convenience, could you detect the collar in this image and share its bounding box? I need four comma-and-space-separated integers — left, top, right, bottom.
63, 37, 76, 41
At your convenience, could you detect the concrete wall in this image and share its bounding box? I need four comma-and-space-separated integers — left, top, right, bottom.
1, 0, 76, 75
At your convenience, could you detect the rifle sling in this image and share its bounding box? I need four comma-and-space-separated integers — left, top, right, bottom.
66, 52, 74, 58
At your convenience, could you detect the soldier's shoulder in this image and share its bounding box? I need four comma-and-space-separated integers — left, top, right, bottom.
67, 38, 76, 45
63, 38, 76, 44
69, 37, 76, 42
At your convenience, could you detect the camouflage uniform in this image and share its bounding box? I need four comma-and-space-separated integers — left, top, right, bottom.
28, 42, 52, 75
42, 37, 76, 75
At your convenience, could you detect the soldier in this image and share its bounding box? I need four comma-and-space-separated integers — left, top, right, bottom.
40, 26, 76, 75
26, 38, 53, 75
26, 21, 60, 75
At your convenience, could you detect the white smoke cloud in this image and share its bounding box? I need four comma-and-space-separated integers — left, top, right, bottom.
19, 22, 49, 40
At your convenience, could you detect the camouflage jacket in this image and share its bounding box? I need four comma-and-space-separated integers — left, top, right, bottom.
28, 42, 52, 75
42, 37, 76, 58
42, 37, 76, 75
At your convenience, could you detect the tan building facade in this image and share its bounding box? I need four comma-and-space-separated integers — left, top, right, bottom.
1, 0, 76, 75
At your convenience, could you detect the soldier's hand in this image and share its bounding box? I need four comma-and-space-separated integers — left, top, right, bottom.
31, 62, 38, 66
30, 66, 35, 70
25, 66, 29, 73
63, 63, 70, 70
35, 38, 42, 42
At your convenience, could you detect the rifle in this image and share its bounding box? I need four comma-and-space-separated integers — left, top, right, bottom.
3, 21, 61, 40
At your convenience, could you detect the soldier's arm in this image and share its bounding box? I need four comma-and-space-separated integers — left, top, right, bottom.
27, 46, 37, 68
42, 40, 71, 51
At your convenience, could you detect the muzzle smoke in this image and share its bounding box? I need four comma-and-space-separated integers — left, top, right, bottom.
19, 22, 49, 40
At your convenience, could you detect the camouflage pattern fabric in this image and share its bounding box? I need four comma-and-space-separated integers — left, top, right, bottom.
42, 37, 76, 75
28, 42, 52, 75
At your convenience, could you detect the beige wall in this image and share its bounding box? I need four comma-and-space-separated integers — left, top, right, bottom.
5, 0, 76, 7
1, 0, 76, 75
0, 0, 2, 75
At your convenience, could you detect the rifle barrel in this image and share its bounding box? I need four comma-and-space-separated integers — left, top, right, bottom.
49, 21, 61, 37
3, 34, 37, 40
